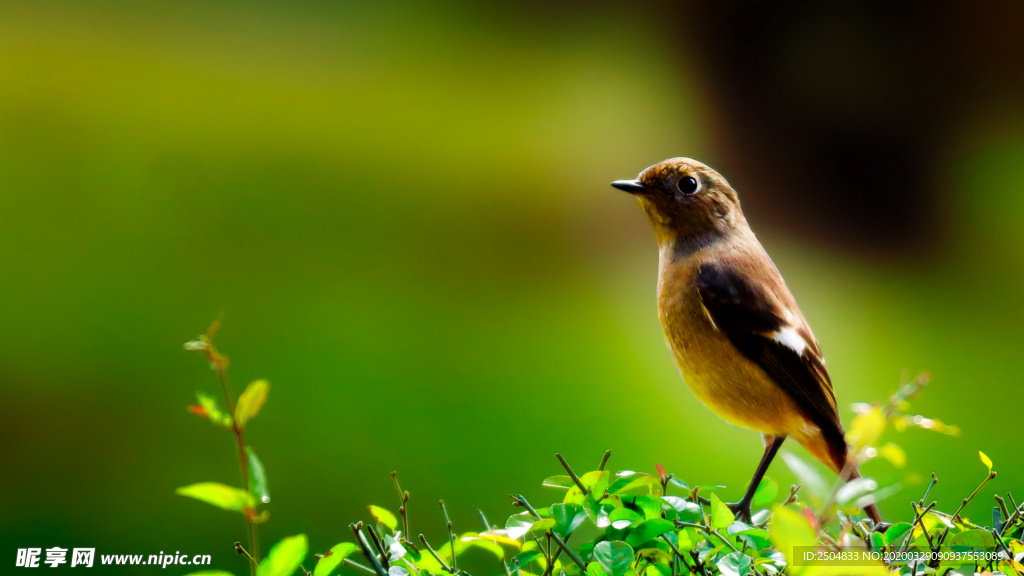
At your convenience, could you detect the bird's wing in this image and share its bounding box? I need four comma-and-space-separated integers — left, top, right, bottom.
695, 263, 845, 462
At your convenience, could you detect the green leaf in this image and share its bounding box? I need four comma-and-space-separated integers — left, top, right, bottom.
870, 531, 884, 552
458, 534, 505, 559
668, 477, 690, 491
751, 478, 777, 507
608, 507, 642, 529
847, 405, 886, 449
717, 551, 753, 576
947, 529, 995, 549
767, 506, 816, 565
626, 495, 663, 520
979, 451, 993, 473
506, 513, 540, 540
176, 482, 254, 512
369, 505, 398, 532
593, 541, 634, 576
878, 443, 906, 468
882, 523, 913, 546
709, 493, 735, 529
235, 379, 270, 430
543, 475, 575, 489
247, 448, 270, 505
511, 549, 544, 568
192, 392, 232, 427
586, 562, 608, 576
662, 497, 702, 522
625, 519, 674, 547
729, 526, 770, 551
313, 542, 358, 576
610, 473, 659, 495
257, 534, 308, 576
676, 527, 699, 551
182, 572, 236, 576
579, 470, 610, 498
551, 503, 586, 537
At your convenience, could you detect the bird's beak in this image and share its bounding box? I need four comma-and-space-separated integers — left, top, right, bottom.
611, 179, 647, 194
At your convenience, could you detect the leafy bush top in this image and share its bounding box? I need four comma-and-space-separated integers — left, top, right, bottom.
177, 323, 1024, 576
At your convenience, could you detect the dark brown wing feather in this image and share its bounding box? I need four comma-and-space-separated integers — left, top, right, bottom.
696, 264, 847, 468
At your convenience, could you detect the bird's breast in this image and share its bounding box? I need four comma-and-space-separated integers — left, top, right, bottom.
655, 247, 802, 436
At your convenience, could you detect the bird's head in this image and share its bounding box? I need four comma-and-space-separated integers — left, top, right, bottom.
612, 157, 746, 248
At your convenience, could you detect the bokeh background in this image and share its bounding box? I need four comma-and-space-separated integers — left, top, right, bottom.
2, 1, 1023, 573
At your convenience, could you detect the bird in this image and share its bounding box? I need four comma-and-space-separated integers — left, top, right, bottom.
611, 157, 882, 524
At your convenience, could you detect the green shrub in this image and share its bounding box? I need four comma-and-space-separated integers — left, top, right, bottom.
178, 323, 1024, 576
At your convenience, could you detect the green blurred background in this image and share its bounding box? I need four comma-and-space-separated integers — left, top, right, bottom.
2, 1, 1023, 573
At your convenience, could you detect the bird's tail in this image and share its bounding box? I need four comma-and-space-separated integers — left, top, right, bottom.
809, 427, 884, 525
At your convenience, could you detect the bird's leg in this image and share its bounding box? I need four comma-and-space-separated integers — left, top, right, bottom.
727, 435, 786, 523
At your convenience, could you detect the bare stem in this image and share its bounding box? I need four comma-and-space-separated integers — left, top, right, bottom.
555, 454, 588, 494
234, 542, 258, 568
952, 472, 997, 522
439, 501, 457, 572
344, 559, 378, 575
418, 534, 455, 574
391, 472, 411, 537
352, 523, 389, 576
510, 494, 542, 519
550, 532, 584, 571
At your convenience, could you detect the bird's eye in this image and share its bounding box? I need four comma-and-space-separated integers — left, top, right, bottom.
678, 176, 700, 195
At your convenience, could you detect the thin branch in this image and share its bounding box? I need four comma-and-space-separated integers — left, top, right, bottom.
352, 523, 389, 576
344, 558, 378, 574
550, 532, 584, 571
598, 450, 612, 471
366, 524, 390, 569
952, 471, 997, 522
919, 473, 938, 507
234, 542, 258, 568
418, 534, 455, 574
439, 501, 457, 572
510, 494, 542, 519
555, 453, 588, 494
391, 472, 411, 537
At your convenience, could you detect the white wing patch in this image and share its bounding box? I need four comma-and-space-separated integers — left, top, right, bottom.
771, 326, 807, 355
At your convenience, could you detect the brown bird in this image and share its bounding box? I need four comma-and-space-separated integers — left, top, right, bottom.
612, 157, 882, 524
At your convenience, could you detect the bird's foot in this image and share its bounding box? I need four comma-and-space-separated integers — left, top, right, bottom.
726, 500, 753, 524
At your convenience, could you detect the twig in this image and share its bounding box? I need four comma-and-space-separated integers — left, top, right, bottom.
365, 524, 390, 569
675, 521, 764, 576
555, 454, 588, 494
910, 503, 936, 552
598, 450, 612, 471
204, 329, 258, 575
478, 509, 492, 531
234, 542, 258, 568
919, 473, 938, 507
391, 472, 411, 537
418, 534, 455, 574
352, 523, 389, 576
952, 471, 997, 522
344, 558, 378, 574
510, 494, 542, 519
550, 532, 584, 571
659, 534, 693, 573
781, 484, 802, 507
439, 501, 457, 572
899, 501, 936, 553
